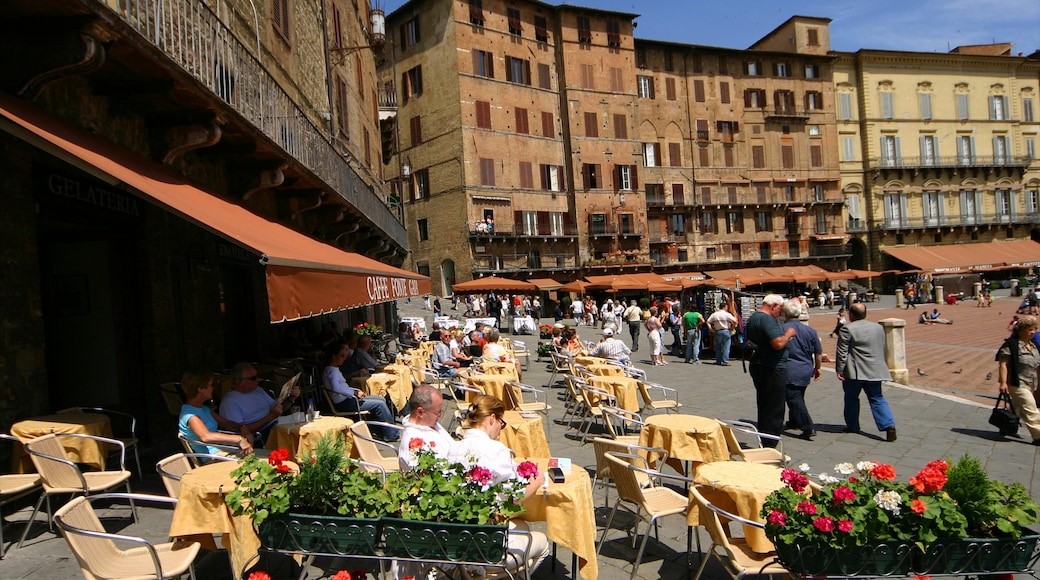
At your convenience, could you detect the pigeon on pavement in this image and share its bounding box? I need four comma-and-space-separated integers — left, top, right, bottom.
985, 372, 993, 380
917, 368, 927, 376
953, 368, 962, 374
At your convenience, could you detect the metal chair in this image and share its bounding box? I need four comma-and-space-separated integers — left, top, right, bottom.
589, 438, 663, 508
445, 380, 484, 432
347, 421, 403, 473
635, 380, 682, 415
58, 407, 143, 480
597, 451, 693, 579
600, 405, 646, 439
176, 432, 248, 466
510, 339, 531, 371
504, 381, 552, 416
576, 384, 618, 444
719, 419, 788, 465
155, 452, 235, 498
320, 387, 372, 423
158, 382, 185, 417
19, 433, 134, 549
0, 434, 42, 559
546, 350, 573, 388
55, 493, 200, 580
689, 484, 788, 580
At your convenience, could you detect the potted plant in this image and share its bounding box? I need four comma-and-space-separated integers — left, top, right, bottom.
226, 434, 399, 555
352, 322, 384, 337
762, 460, 967, 575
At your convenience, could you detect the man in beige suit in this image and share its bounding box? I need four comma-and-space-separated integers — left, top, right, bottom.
835, 303, 897, 442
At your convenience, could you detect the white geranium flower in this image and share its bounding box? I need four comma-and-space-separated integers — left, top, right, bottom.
818, 473, 840, 484
856, 460, 878, 472
873, 490, 902, 515
798, 463, 811, 473
834, 462, 855, 475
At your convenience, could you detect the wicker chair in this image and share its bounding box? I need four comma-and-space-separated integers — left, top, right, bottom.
635, 380, 682, 415
689, 484, 788, 580
719, 419, 788, 466
348, 421, 403, 473
58, 407, 143, 480
0, 434, 42, 559
155, 453, 235, 498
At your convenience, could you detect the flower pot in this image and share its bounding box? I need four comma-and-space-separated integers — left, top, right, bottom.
381, 517, 508, 563
775, 540, 914, 576
914, 535, 1040, 574
257, 513, 381, 556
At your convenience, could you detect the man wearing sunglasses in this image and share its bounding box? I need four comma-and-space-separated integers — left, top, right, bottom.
220, 362, 299, 444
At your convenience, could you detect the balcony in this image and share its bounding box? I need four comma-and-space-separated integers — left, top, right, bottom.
764, 107, 812, 121
649, 231, 686, 244
471, 253, 578, 274
869, 155, 1033, 171
878, 212, 1040, 231
647, 194, 695, 209
107, 0, 406, 246
469, 224, 578, 239
694, 191, 838, 206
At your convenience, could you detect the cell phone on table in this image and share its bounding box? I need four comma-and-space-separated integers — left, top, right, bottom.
548, 467, 566, 483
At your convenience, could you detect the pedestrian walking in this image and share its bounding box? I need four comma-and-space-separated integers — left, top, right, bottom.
781, 301, 822, 439
645, 306, 666, 365
836, 303, 897, 442
682, 304, 705, 363
995, 315, 1040, 445
706, 305, 737, 366
622, 299, 643, 351
830, 307, 847, 338
744, 294, 798, 446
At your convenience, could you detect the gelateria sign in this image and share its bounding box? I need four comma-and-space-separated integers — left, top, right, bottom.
45, 172, 142, 217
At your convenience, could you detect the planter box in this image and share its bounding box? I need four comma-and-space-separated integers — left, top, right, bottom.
775, 540, 914, 576
381, 517, 508, 563
915, 535, 1040, 574
257, 513, 380, 556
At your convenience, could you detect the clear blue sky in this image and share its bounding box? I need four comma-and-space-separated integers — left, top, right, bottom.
376, 0, 1040, 55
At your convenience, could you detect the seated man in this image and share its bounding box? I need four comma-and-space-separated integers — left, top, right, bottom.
397, 385, 453, 470
432, 331, 464, 378
587, 328, 632, 364
346, 335, 382, 373
219, 363, 300, 444
324, 341, 398, 441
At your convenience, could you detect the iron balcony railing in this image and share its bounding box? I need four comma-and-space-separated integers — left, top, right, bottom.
869, 155, 1033, 170
100, 0, 406, 247
877, 212, 1040, 230
472, 253, 577, 273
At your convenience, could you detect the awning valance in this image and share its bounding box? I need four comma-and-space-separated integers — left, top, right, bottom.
0, 93, 430, 323
883, 240, 1040, 274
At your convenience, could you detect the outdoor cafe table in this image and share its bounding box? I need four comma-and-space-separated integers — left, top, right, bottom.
11, 411, 113, 472
169, 459, 259, 578
688, 461, 785, 553
265, 415, 355, 459
585, 363, 625, 377
498, 410, 550, 459
466, 373, 514, 409
574, 355, 607, 367
353, 370, 411, 411
479, 361, 520, 381
585, 375, 640, 412
638, 414, 730, 473
517, 459, 598, 580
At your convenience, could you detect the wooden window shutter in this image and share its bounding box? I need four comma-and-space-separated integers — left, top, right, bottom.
581, 164, 590, 190
752, 145, 764, 168
514, 210, 523, 230
782, 145, 794, 168
698, 147, 709, 166
668, 143, 681, 166
541, 111, 553, 137
744, 90, 752, 107
694, 80, 705, 102
537, 211, 550, 235
630, 165, 638, 190
665, 78, 676, 101
719, 82, 730, 104
410, 116, 422, 146
655, 142, 663, 166
811, 145, 822, 167
584, 112, 598, 137
612, 165, 619, 192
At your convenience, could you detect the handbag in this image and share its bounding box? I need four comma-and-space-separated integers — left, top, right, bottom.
988, 392, 1020, 436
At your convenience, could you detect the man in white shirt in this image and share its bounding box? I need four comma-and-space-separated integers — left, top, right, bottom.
570, 298, 584, 324
706, 307, 738, 366
622, 299, 643, 351
587, 328, 632, 364
397, 385, 454, 470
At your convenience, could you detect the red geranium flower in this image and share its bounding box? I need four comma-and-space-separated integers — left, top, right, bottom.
516, 461, 539, 480
408, 437, 425, 450
267, 447, 290, 465
833, 485, 856, 503
870, 463, 897, 481
247, 573, 271, 580
276, 464, 291, 474
767, 510, 787, 526
911, 498, 927, 514
330, 571, 352, 580
837, 519, 854, 533
796, 500, 818, 515
812, 516, 835, 532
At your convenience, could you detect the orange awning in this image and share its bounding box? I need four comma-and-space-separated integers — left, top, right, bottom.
526, 278, 563, 291
0, 93, 429, 323
883, 241, 1040, 274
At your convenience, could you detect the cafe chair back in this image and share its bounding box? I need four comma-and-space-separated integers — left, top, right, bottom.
0, 434, 42, 559
599, 405, 645, 440
55, 492, 200, 580
598, 451, 693, 580
319, 388, 372, 423
445, 380, 484, 432
689, 484, 788, 580
58, 407, 143, 480
347, 421, 402, 473
176, 433, 247, 466
635, 381, 682, 415
604, 358, 648, 381
155, 453, 235, 498
19, 433, 134, 549
509, 339, 531, 371
560, 375, 588, 427
719, 420, 788, 466
576, 384, 617, 444
546, 350, 573, 388
590, 438, 663, 508
504, 381, 552, 416
158, 383, 186, 417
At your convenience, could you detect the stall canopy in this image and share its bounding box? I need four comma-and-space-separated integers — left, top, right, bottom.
451, 276, 538, 293
883, 240, 1040, 274
526, 278, 563, 291
0, 93, 430, 323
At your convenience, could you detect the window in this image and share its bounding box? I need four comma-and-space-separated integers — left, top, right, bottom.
331, 4, 343, 48
752, 145, 765, 168
272, 0, 290, 43
582, 163, 600, 189
696, 119, 709, 142
507, 8, 521, 35
815, 208, 827, 234
1025, 98, 1035, 122
993, 135, 1010, 164
334, 76, 349, 137
540, 164, 563, 191
505, 56, 530, 85
989, 95, 1009, 120
617, 165, 633, 190
401, 16, 420, 49
723, 147, 734, 167
402, 66, 423, 99
606, 20, 620, 48
520, 211, 537, 235
956, 94, 969, 120
541, 111, 554, 137
1027, 137, 1036, 160
805, 91, 823, 110
670, 214, 686, 235
810, 145, 822, 167
514, 107, 529, 134
759, 242, 771, 260
919, 93, 932, 119
479, 158, 495, 186
957, 135, 975, 164
1026, 188, 1039, 214
774, 90, 795, 115
775, 62, 790, 77
550, 212, 565, 236
475, 100, 491, 129
716, 121, 738, 142
473, 49, 494, 78
665, 78, 676, 101
880, 92, 894, 119
577, 17, 591, 44
643, 142, 660, 167
842, 136, 856, 161
692, 54, 703, 73
923, 191, 941, 226
883, 192, 905, 227
417, 218, 429, 240
580, 64, 594, 89
745, 61, 760, 76
880, 135, 901, 166
755, 211, 772, 232
808, 124, 820, 136
664, 51, 674, 71
719, 82, 730, 104
589, 213, 607, 234
668, 142, 681, 166
537, 63, 550, 89
619, 214, 634, 234
706, 246, 717, 260
960, 189, 980, 224
671, 183, 685, 204
693, 80, 705, 102
583, 111, 598, 138
519, 161, 533, 189
409, 115, 422, 146
718, 55, 728, 74
804, 63, 819, 78
637, 75, 654, 99
635, 47, 647, 68
726, 211, 743, 234
613, 114, 628, 139
812, 184, 824, 202
838, 93, 852, 120
700, 212, 717, 234
783, 185, 795, 201
609, 67, 623, 92
782, 145, 794, 168
468, 0, 484, 26
534, 16, 548, 43
920, 135, 938, 165
745, 89, 766, 109
413, 168, 429, 200
807, 28, 819, 46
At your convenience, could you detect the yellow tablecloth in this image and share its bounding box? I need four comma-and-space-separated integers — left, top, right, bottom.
586, 363, 625, 377
11, 412, 113, 473
466, 374, 514, 408
265, 416, 355, 459
480, 361, 519, 381
639, 414, 729, 464
498, 411, 550, 459
585, 375, 640, 412
574, 356, 607, 367
689, 461, 785, 553
169, 460, 259, 577
518, 459, 598, 580
354, 372, 411, 411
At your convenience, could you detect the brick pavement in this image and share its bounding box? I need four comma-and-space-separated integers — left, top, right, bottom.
3, 292, 1037, 579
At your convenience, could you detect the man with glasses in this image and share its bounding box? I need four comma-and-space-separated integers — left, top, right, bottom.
744, 295, 798, 447
220, 362, 300, 444
397, 385, 453, 470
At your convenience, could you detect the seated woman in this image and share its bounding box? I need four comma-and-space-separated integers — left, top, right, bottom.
481, 327, 522, 378
560, 328, 586, 356
397, 322, 418, 349
448, 395, 550, 574
450, 328, 475, 367
178, 370, 255, 456
323, 341, 399, 441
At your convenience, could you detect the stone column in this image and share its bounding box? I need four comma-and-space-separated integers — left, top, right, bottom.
973, 282, 983, 298
849, 292, 858, 304
880, 317, 908, 385
1010, 279, 1019, 296
895, 291, 905, 309
934, 285, 944, 304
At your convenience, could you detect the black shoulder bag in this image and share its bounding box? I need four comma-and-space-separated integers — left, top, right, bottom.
988, 392, 1020, 436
